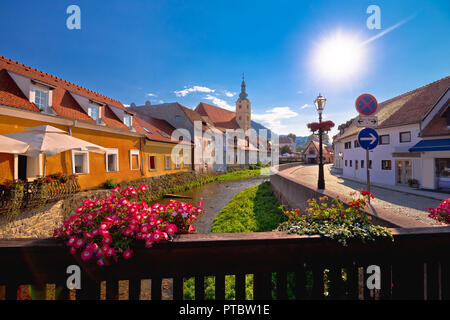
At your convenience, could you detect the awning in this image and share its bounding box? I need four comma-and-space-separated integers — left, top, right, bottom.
409, 139, 450, 152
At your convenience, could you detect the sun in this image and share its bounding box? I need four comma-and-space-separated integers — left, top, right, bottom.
311, 32, 365, 82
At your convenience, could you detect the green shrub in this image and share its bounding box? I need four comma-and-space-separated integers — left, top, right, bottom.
103, 178, 117, 189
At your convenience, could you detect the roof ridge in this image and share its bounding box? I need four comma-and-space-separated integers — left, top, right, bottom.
0, 55, 124, 106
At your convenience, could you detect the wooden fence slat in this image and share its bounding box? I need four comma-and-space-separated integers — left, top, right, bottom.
195, 276, 205, 300
380, 263, 392, 300
105, 279, 119, 300
129, 279, 141, 300
235, 274, 246, 300
151, 277, 162, 300
215, 274, 225, 300
275, 272, 287, 300
294, 266, 307, 300
328, 267, 344, 300
311, 265, 324, 300
344, 263, 358, 300
425, 261, 439, 300
5, 283, 19, 300
173, 277, 184, 300
253, 272, 272, 300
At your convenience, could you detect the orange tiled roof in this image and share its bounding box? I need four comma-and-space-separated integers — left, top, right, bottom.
195, 102, 239, 129
0, 55, 132, 131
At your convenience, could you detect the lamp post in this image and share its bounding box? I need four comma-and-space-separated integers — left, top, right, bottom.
314, 93, 326, 190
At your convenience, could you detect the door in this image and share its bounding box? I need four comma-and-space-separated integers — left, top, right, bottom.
396, 160, 412, 185
18, 155, 27, 181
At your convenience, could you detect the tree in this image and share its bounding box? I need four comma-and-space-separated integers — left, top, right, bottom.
303, 133, 330, 147
280, 145, 292, 154
287, 133, 297, 143
296, 145, 304, 153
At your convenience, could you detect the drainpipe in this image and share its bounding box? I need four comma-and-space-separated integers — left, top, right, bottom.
140, 136, 145, 176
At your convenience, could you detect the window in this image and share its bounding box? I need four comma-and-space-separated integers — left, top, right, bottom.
349, 160, 352, 167
344, 142, 352, 149
124, 115, 132, 128
148, 155, 156, 170
400, 132, 411, 143
72, 151, 89, 174
355, 160, 358, 170
380, 135, 390, 145
175, 115, 181, 121
165, 156, 171, 170
361, 160, 364, 168
175, 156, 181, 169
369, 160, 372, 169
88, 105, 100, 122
354, 140, 360, 148
239, 116, 242, 120
105, 149, 119, 172
345, 160, 347, 167
239, 104, 242, 109
34, 88, 49, 111
382, 160, 392, 170
129, 150, 140, 170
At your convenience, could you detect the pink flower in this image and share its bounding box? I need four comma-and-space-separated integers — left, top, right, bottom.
106, 247, 116, 257
81, 249, 93, 261
70, 246, 77, 255
96, 259, 105, 267
123, 249, 133, 260
166, 224, 177, 235
197, 201, 203, 207
67, 236, 76, 246
74, 238, 85, 248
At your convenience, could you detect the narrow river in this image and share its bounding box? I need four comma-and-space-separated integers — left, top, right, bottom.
155, 176, 269, 233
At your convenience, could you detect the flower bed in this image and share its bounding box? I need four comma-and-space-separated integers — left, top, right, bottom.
53, 184, 203, 266
277, 191, 393, 246
427, 198, 450, 225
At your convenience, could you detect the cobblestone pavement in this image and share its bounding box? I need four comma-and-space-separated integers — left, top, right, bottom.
286, 164, 443, 226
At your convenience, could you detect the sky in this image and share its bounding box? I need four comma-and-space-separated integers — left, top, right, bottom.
1, 0, 449, 137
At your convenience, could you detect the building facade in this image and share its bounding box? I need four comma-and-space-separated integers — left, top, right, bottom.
0, 56, 190, 189
333, 76, 450, 190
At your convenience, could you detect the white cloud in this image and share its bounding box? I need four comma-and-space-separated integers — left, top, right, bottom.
300, 104, 312, 109
159, 100, 164, 104
224, 90, 236, 97
123, 104, 130, 108
252, 107, 299, 133
146, 93, 157, 97
204, 94, 234, 111
174, 86, 215, 97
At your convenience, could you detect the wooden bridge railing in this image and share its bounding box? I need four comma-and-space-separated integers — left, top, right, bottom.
1, 227, 450, 300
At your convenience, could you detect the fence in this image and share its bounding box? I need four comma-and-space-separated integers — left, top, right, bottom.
1, 226, 450, 300
0, 178, 80, 214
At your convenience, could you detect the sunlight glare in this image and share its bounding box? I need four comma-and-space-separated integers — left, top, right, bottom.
312, 32, 365, 82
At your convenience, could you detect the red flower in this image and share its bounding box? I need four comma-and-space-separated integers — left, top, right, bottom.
123, 249, 133, 260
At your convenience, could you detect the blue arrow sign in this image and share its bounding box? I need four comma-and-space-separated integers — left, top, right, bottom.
358, 128, 379, 150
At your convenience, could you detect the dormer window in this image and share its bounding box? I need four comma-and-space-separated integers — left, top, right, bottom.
124, 115, 132, 128
35, 88, 49, 111
88, 105, 100, 122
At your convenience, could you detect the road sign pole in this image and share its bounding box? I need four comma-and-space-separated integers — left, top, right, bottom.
366, 149, 370, 204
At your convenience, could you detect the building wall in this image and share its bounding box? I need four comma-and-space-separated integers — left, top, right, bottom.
0, 114, 190, 189
142, 140, 192, 176
337, 123, 421, 186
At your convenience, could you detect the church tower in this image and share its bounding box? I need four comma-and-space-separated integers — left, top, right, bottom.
236, 74, 251, 131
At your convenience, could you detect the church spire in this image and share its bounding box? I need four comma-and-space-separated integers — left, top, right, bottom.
239, 72, 248, 100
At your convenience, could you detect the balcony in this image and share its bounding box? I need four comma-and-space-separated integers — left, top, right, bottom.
1, 226, 450, 300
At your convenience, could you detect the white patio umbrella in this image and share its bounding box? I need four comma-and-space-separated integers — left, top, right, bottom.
5, 125, 107, 176
0, 135, 29, 154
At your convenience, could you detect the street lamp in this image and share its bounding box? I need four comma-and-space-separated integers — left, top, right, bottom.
314, 93, 326, 189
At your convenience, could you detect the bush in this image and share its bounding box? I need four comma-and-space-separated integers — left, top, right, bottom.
427, 198, 450, 225
103, 178, 117, 189
53, 184, 204, 266
277, 191, 393, 246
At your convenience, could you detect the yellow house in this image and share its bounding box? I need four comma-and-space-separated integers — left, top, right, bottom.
0, 56, 191, 189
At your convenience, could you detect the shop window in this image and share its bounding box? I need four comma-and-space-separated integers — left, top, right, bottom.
382, 160, 392, 170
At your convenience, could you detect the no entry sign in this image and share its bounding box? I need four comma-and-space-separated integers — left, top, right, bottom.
355, 94, 378, 116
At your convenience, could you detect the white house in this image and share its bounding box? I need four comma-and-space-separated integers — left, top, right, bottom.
333, 76, 450, 190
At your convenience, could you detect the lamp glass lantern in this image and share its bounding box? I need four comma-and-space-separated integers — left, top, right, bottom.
314, 93, 327, 114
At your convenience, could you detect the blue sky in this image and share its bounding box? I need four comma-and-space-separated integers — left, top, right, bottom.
1, 0, 449, 137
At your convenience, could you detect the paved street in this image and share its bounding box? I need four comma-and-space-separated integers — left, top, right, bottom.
285, 164, 445, 226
